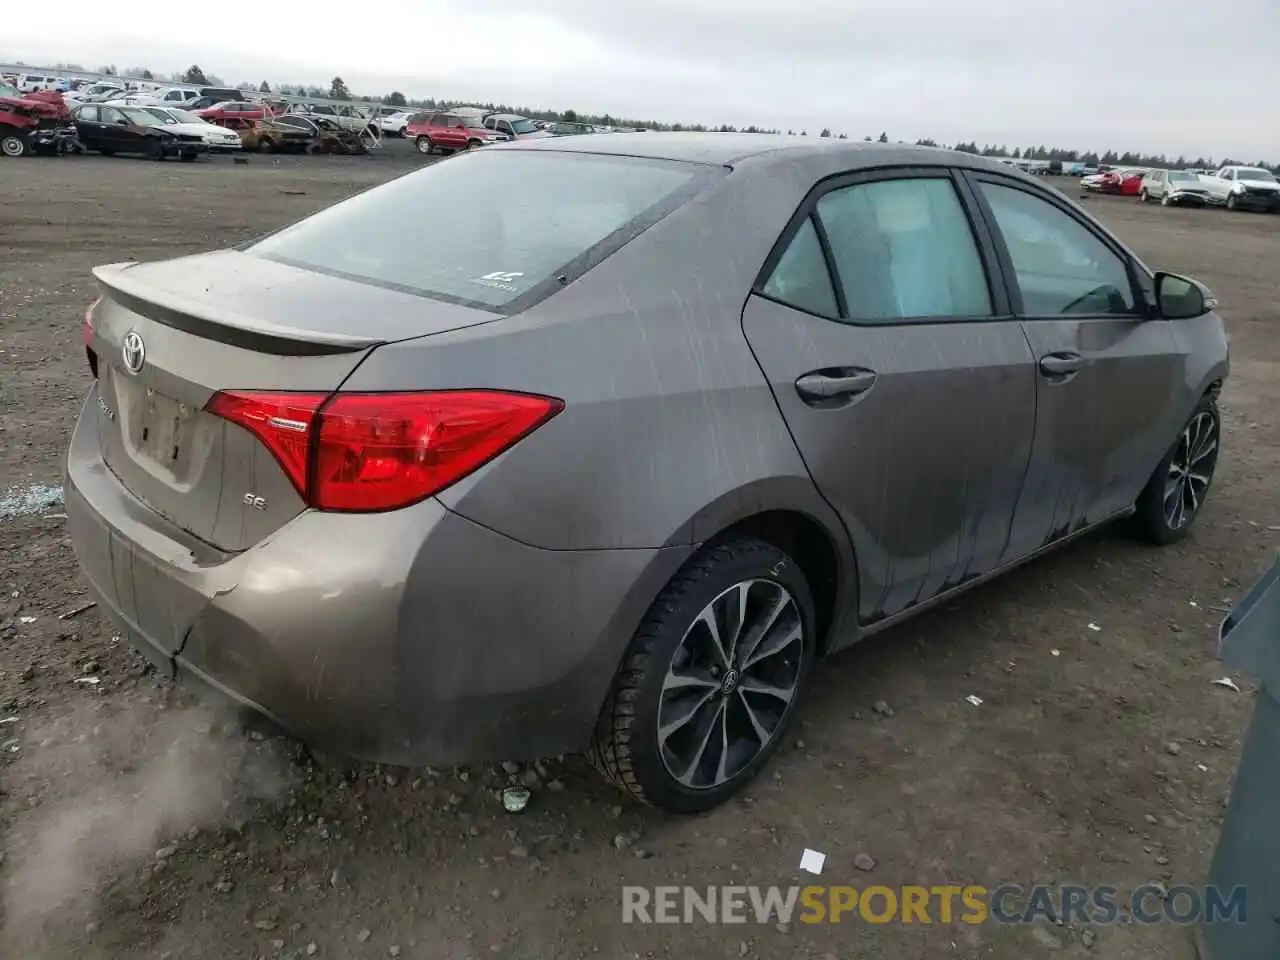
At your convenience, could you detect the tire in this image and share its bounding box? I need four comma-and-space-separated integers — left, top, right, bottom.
1161, 193, 1171, 207
1, 130, 29, 157
145, 140, 165, 162
1139, 189, 1149, 203
467, 139, 483, 150
179, 151, 197, 162
415, 135, 433, 155
257, 137, 274, 153
1226, 194, 1238, 211
590, 537, 817, 813
1130, 395, 1221, 545
98, 148, 114, 157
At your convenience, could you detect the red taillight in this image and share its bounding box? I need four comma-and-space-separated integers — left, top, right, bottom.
205, 391, 325, 496
205, 390, 563, 512
83, 297, 101, 378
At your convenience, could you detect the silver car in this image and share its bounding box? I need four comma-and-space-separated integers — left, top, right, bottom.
67, 135, 1228, 813
1140, 169, 1210, 206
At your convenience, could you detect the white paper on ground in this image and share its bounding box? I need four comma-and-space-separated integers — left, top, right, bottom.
799, 849, 826, 875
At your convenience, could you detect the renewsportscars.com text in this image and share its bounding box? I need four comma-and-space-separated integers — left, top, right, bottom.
621, 884, 1247, 926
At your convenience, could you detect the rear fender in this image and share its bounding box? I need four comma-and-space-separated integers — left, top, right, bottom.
665, 476, 860, 650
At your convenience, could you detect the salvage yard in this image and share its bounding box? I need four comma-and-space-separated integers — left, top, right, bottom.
1, 151, 1279, 960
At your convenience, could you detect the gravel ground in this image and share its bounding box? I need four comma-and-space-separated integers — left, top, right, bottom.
1, 147, 1278, 960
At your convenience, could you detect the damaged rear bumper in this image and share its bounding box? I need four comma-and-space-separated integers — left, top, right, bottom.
31, 124, 79, 152
64, 385, 688, 765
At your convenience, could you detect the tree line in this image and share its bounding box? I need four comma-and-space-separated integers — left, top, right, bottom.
26, 60, 1277, 172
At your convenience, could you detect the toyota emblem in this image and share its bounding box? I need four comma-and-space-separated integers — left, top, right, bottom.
121, 331, 146, 376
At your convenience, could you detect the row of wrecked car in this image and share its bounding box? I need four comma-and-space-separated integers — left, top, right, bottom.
1079, 164, 1280, 211
0, 84, 382, 159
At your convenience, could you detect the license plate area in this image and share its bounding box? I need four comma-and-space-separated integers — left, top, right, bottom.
107, 366, 199, 475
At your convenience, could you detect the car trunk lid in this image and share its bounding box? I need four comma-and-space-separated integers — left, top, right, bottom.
90, 253, 503, 552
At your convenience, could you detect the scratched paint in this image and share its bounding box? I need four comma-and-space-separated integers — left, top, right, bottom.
0, 484, 64, 520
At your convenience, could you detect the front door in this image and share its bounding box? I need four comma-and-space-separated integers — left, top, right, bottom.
97, 106, 135, 152
742, 169, 1037, 624
964, 173, 1185, 561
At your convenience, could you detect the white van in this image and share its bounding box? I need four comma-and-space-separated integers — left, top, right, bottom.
18, 73, 61, 92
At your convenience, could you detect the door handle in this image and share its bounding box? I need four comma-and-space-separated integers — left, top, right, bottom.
1038, 353, 1084, 377
795, 368, 878, 405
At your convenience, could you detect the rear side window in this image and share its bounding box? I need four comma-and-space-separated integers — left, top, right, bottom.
761, 218, 838, 318
247, 150, 710, 309
816, 178, 992, 322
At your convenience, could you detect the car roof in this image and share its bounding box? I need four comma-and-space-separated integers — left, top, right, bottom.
500, 131, 1020, 173
487, 113, 525, 121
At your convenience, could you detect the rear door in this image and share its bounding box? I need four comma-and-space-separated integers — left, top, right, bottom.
434, 113, 464, 149
742, 168, 1037, 624
74, 104, 103, 147
963, 172, 1183, 559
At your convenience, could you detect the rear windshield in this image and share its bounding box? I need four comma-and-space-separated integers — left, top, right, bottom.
246, 150, 709, 309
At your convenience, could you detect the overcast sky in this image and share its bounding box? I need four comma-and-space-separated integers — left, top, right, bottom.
4, 0, 1277, 160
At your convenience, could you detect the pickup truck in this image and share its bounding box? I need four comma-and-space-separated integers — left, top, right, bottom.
1200, 165, 1280, 212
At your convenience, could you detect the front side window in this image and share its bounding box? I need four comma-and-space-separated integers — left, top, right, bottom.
761, 217, 839, 318
77, 105, 99, 122
121, 108, 160, 126
247, 151, 709, 309
815, 178, 992, 322
978, 182, 1136, 317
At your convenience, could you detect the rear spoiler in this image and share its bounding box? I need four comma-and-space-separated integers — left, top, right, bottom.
93, 261, 382, 356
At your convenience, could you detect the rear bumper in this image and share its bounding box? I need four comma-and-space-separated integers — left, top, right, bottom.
30, 124, 79, 151
66, 385, 691, 765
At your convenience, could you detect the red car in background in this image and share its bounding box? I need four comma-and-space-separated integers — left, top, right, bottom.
197, 100, 269, 123
1097, 168, 1146, 196
405, 110, 509, 155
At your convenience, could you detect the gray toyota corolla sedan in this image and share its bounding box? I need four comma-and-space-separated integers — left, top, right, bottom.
66, 134, 1228, 813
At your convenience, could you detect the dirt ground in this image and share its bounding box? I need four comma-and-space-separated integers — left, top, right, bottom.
1, 145, 1278, 960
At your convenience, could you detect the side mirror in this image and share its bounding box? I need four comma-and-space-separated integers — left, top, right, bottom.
1153, 271, 1216, 320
